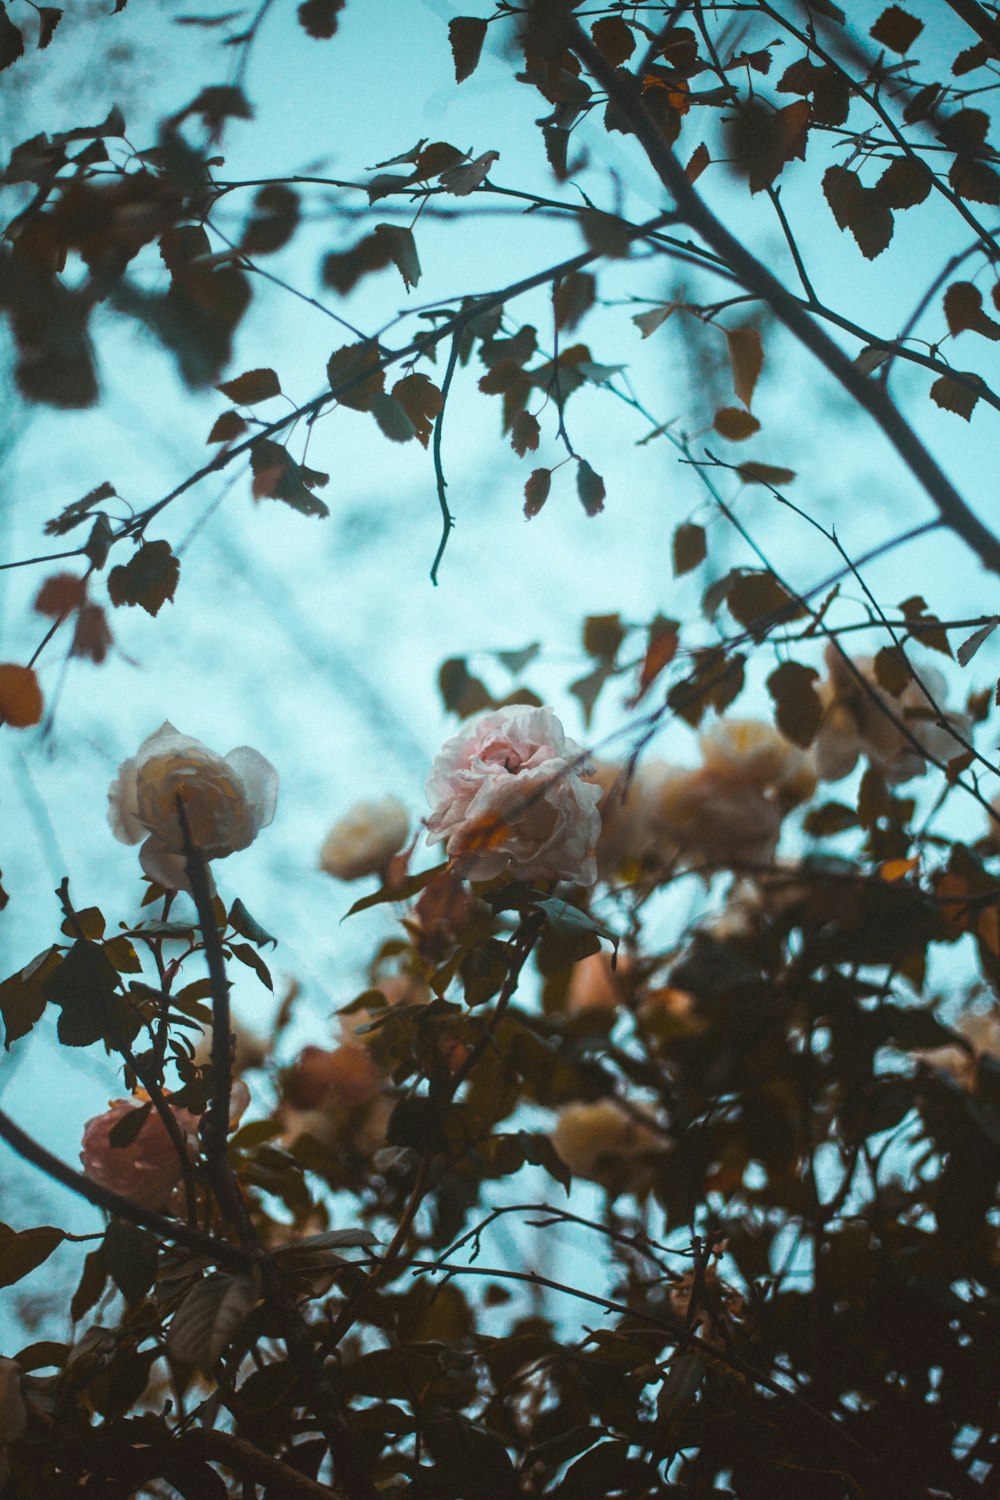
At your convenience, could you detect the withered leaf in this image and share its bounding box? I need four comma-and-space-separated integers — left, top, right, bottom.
737, 460, 796, 486
297, 0, 344, 38
448, 16, 487, 82
553, 271, 595, 332
726, 570, 799, 638
240, 183, 300, 255
943, 282, 1000, 339
207, 409, 247, 444
584, 613, 625, 662
576, 459, 605, 516
392, 372, 443, 448
0, 664, 43, 728
876, 154, 932, 208
106, 540, 179, 617
767, 660, 822, 746
373, 223, 420, 289
930, 371, 981, 420
590, 15, 635, 67
524, 467, 551, 518
874, 645, 911, 696
326, 341, 385, 411
36, 7, 61, 47
673, 522, 706, 576
510, 410, 540, 457
217, 367, 281, 404
870, 5, 924, 54
713, 406, 761, 441
627, 616, 679, 707
33, 573, 86, 618
823, 165, 894, 257
70, 604, 113, 665
250, 439, 330, 517
0, 5, 24, 70
370, 391, 417, 443
725, 327, 763, 408
957, 620, 998, 667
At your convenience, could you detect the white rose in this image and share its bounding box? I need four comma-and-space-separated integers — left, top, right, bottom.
319, 796, 409, 881
108, 721, 278, 890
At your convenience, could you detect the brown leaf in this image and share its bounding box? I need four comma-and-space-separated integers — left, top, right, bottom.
392, 372, 443, 448
627, 617, 679, 707
873, 645, 911, 696
207, 410, 248, 444
726, 570, 799, 639
952, 41, 993, 76
737, 461, 796, 486
823, 165, 894, 258
685, 142, 710, 183
713, 406, 761, 441
876, 154, 932, 208
728, 99, 809, 193
673, 522, 706, 576
372, 223, 420, 291
584, 613, 625, 662
0, 5, 25, 69
944, 281, 1000, 339
297, 0, 344, 39
930, 372, 980, 420
217, 367, 281, 404
70, 604, 113, 664
725, 327, 763, 409
37, 7, 61, 48
510, 410, 540, 457
250, 440, 330, 517
322, 232, 393, 293
0, 665, 42, 727
590, 15, 635, 67
949, 155, 1000, 205
106, 540, 179, 617
870, 5, 923, 54
767, 660, 822, 746
553, 271, 595, 332
33, 573, 86, 618
524, 468, 551, 518
370, 391, 416, 443
239, 183, 300, 255
448, 16, 487, 82
326, 342, 385, 411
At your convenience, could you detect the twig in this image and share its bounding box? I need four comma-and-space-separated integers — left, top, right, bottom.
429, 330, 462, 585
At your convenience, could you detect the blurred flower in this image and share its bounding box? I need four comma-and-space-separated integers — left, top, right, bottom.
699, 718, 816, 807
80, 1097, 201, 1212
284, 1044, 383, 1112
193, 1016, 267, 1075
551, 1098, 665, 1190
814, 646, 967, 784
319, 796, 409, 881
566, 951, 628, 1013
425, 705, 602, 884
586, 760, 667, 879
108, 721, 277, 891
913, 1007, 1000, 1091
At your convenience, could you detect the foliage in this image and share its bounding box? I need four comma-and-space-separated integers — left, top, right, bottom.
1, 2, 1000, 1497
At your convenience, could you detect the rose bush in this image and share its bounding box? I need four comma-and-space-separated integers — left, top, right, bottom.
108, 722, 278, 891
425, 705, 602, 884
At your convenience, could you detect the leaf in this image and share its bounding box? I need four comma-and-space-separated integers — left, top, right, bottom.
249, 440, 330, 517
448, 15, 487, 82
803, 800, 858, 836
725, 327, 763, 408
370, 392, 417, 443
494, 641, 540, 675
510, 410, 540, 457
36, 8, 62, 48
576, 460, 605, 516
0, 5, 24, 70
207, 410, 247, 444
70, 1246, 107, 1322
554, 271, 596, 332
168, 1273, 260, 1372
44, 939, 130, 1048
584, 613, 625, 661
0, 947, 60, 1047
823, 165, 894, 258
524, 468, 551, 518
943, 282, 1000, 339
0, 665, 43, 728
713, 406, 760, 441
34, 573, 86, 618
373, 223, 420, 290
590, 15, 635, 66
70, 604, 113, 664
392, 373, 442, 448
104, 1219, 156, 1305
439, 149, 500, 196
44, 481, 116, 537
296, 0, 344, 39
627, 617, 679, 708
0, 1224, 64, 1288
855, 344, 892, 374
216, 367, 281, 404
953, 41, 993, 76
956, 620, 998, 667
876, 154, 932, 208
870, 5, 923, 53
228, 942, 274, 991
726, 570, 799, 639
439, 656, 493, 718
673, 522, 706, 576
633, 304, 675, 338
344, 861, 448, 919
930, 372, 980, 420
949, 155, 1000, 206
767, 660, 822, 746
737, 461, 796, 486
107, 540, 179, 617
239, 183, 300, 255
326, 341, 384, 411
569, 664, 611, 728
228, 899, 276, 948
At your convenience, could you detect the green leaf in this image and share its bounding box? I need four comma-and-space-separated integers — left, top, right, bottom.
228, 899, 276, 948
344, 862, 449, 918
228, 942, 273, 991
104, 1219, 157, 1305
0, 1223, 65, 1288
0, 946, 60, 1048
44, 939, 138, 1048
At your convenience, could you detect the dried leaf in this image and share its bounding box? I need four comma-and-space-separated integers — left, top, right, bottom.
767, 659, 822, 745
736, 461, 796, 486
590, 15, 635, 67
106, 540, 179, 617
685, 142, 710, 182
249, 440, 330, 517
71, 604, 113, 664
725, 327, 763, 408
0, 665, 43, 728
33, 573, 86, 618
576, 460, 605, 516
944, 282, 1000, 339
957, 620, 998, 666
392, 372, 443, 448
448, 16, 487, 82
0, 1224, 65, 1289
930, 371, 980, 419
0, 5, 25, 70
823, 165, 894, 258
440, 149, 500, 196
217, 367, 281, 404
370, 391, 417, 443
632, 304, 675, 338
713, 406, 760, 441
870, 5, 923, 54
673, 522, 706, 576
373, 223, 421, 290
239, 183, 299, 255
297, 0, 344, 39
510, 410, 540, 457
36, 7, 62, 48
524, 467, 551, 518
207, 409, 247, 444
326, 341, 384, 411
627, 616, 679, 707
554, 271, 595, 332
876, 154, 932, 208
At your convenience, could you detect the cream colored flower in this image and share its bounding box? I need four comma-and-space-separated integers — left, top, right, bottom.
814, 646, 967, 785
108, 722, 277, 891
319, 796, 409, 881
699, 718, 816, 807
551, 1098, 665, 1190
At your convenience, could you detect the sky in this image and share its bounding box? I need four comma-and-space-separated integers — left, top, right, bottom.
0, 0, 997, 1331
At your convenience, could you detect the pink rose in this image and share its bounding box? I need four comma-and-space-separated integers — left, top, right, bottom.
108, 721, 278, 891
80, 1097, 202, 1212
425, 706, 602, 884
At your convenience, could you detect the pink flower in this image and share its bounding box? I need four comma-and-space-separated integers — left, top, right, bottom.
81, 1098, 202, 1212
425, 706, 602, 884
108, 722, 278, 891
